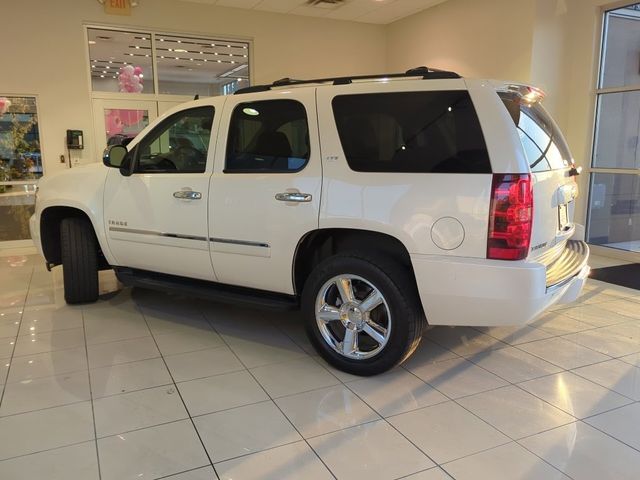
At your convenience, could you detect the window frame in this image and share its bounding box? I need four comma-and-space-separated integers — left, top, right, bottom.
223, 99, 311, 174
130, 105, 215, 174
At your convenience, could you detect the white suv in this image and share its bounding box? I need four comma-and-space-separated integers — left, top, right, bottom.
30, 67, 590, 375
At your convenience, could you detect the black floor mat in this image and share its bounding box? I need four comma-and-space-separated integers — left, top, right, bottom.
590, 263, 640, 291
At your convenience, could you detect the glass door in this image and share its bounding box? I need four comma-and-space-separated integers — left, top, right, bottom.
92, 98, 159, 158
0, 95, 42, 247
587, 4, 640, 258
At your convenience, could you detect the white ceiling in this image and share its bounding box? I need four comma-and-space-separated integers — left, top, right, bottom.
183, 0, 449, 24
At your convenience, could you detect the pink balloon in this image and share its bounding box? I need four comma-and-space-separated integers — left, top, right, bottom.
123, 65, 134, 75
133, 67, 143, 75
136, 83, 143, 93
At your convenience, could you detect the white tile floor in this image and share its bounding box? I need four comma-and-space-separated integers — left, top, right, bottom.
0, 253, 639, 479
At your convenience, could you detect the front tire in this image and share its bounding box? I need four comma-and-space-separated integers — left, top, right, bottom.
60, 217, 99, 304
302, 253, 425, 376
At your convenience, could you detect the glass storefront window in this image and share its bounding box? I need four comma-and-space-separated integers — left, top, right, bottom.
593, 91, 640, 169
88, 28, 155, 94
0, 96, 41, 242
155, 34, 249, 96
588, 173, 640, 252
600, 5, 640, 89
0, 96, 42, 182
588, 3, 640, 255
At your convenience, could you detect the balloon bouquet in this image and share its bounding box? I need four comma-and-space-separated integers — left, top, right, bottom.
118, 65, 144, 94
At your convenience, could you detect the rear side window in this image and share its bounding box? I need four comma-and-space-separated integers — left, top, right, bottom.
332, 91, 491, 173
499, 92, 572, 172
225, 100, 310, 173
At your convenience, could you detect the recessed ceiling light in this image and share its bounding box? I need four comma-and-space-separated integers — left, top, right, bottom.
231, 61, 235, 64
160, 38, 164, 41
106, 66, 110, 69
135, 45, 140, 49
204, 59, 207, 62
227, 44, 231, 47
100, 75, 105, 78
175, 48, 187, 53
160, 55, 165, 58
145, 54, 149, 57
237, 78, 242, 81
175, 57, 179, 60
177, 40, 182, 43
91, 65, 95, 68
217, 60, 221, 63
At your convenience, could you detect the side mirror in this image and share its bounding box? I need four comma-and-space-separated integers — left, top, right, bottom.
103, 144, 128, 168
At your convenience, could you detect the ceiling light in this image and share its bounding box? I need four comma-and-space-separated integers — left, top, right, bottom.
200, 51, 203, 54
160, 55, 165, 58
129, 53, 134, 56
135, 45, 140, 49
100, 75, 105, 78
217, 60, 221, 63
211, 43, 215, 47
168, 48, 173, 51
109, 60, 113, 63
106, 66, 110, 69
177, 40, 181, 43
243, 55, 247, 58
91, 65, 95, 68
214, 53, 218, 56
145, 54, 149, 57
237, 78, 242, 81
175, 49, 187, 53
229, 54, 233, 56
175, 57, 179, 60
190, 58, 193, 61
160, 38, 164, 41
141, 37, 146, 40
231, 61, 235, 64
227, 44, 231, 47
203, 59, 207, 62
88, 40, 96, 45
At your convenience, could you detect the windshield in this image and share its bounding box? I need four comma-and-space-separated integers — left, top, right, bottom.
499, 91, 573, 172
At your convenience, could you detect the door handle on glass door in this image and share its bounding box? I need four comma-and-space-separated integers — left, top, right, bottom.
173, 190, 202, 200
275, 192, 312, 203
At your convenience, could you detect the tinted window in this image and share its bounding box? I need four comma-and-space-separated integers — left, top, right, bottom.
499, 92, 571, 172
225, 100, 309, 173
332, 91, 491, 173
134, 106, 214, 173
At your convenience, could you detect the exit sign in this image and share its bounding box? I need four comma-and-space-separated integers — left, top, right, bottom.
104, 0, 131, 16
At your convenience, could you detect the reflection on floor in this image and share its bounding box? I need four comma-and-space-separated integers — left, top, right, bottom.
603, 240, 640, 253
0, 253, 639, 479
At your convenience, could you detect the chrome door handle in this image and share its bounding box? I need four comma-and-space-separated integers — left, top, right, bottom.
173, 190, 202, 200
275, 192, 312, 203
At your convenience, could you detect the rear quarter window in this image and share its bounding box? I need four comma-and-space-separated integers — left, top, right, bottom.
499, 92, 572, 172
332, 91, 491, 174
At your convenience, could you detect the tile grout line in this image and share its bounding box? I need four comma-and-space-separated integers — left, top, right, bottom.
80, 306, 103, 480
136, 305, 219, 478
200, 309, 339, 480
396, 351, 577, 478
0, 266, 33, 411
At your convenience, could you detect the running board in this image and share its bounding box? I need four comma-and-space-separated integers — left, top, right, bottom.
114, 268, 299, 311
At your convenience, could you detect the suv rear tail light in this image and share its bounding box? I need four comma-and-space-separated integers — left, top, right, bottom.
487, 173, 533, 260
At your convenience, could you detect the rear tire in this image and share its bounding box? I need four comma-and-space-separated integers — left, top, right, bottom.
60, 217, 99, 304
302, 252, 425, 376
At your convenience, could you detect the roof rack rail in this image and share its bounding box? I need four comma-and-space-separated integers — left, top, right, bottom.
234, 66, 461, 95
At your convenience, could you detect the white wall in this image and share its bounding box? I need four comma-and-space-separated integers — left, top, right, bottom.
386, 0, 536, 82
1, 0, 386, 177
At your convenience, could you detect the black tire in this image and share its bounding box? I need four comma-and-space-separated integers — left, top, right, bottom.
302, 253, 426, 376
60, 217, 99, 304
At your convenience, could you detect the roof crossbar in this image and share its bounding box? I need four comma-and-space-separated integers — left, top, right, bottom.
234, 66, 461, 95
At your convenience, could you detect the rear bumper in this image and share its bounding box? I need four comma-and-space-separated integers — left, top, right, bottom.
410, 241, 590, 327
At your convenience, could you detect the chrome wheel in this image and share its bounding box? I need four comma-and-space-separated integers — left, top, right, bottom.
315, 274, 391, 360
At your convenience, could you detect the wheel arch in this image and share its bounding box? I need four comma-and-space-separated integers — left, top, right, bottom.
293, 228, 418, 296
40, 206, 108, 269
